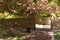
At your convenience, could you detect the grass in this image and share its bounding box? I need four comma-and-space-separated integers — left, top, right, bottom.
54, 33, 60, 40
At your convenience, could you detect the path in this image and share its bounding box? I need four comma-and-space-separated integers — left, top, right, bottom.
21, 24, 54, 40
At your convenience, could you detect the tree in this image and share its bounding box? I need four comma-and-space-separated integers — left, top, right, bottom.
0, 0, 60, 30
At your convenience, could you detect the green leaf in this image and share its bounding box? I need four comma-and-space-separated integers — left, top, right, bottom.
33, 0, 37, 3
48, 0, 52, 3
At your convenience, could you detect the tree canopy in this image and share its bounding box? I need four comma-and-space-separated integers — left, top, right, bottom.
0, 0, 60, 20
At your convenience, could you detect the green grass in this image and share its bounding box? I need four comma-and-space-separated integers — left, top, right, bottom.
54, 32, 60, 40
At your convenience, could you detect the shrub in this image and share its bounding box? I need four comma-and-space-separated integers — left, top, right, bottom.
22, 30, 52, 40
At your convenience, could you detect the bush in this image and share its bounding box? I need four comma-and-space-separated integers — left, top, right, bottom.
22, 30, 52, 40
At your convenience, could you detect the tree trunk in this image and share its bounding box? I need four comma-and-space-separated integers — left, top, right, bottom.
26, 14, 36, 32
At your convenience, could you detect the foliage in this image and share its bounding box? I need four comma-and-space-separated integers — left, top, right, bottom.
33, 0, 37, 3
48, 0, 52, 3
38, 13, 50, 18
22, 31, 52, 40
56, 12, 60, 17
0, 12, 25, 19
0, 0, 60, 25
54, 33, 60, 40
0, 0, 59, 16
